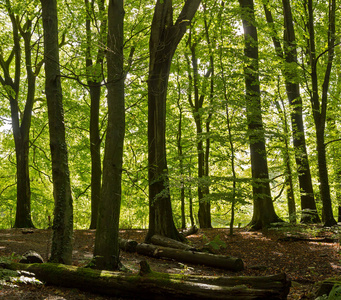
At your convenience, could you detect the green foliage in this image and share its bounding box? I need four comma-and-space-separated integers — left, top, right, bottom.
203, 234, 227, 251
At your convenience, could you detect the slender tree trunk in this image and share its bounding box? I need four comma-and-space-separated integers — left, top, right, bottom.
146, 0, 201, 242
273, 99, 296, 223
0, 4, 36, 228
239, 0, 281, 229
305, 0, 336, 226
85, 0, 106, 230
263, 1, 320, 223
188, 38, 212, 229
93, 0, 125, 270
41, 0, 73, 265
176, 77, 186, 229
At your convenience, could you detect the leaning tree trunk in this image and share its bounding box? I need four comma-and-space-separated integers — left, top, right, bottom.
41, 0, 74, 265
93, 0, 125, 271
146, 0, 201, 242
239, 0, 281, 229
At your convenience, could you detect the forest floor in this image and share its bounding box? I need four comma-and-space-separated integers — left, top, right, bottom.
0, 225, 340, 299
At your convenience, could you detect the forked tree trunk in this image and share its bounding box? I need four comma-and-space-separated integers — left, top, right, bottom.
0, 4, 37, 229
146, 0, 201, 242
306, 0, 336, 226
239, 0, 281, 229
41, 0, 73, 265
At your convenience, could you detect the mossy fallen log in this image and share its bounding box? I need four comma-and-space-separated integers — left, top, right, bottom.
136, 243, 244, 272
2, 262, 291, 299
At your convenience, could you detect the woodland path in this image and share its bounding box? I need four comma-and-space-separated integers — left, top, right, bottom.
0, 226, 340, 299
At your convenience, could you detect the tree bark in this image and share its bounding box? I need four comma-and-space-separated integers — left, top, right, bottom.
239, 0, 281, 229
3, 262, 291, 300
305, 0, 336, 226
41, 0, 73, 265
85, 0, 107, 230
136, 243, 244, 272
146, 0, 201, 242
93, 0, 125, 270
278, 0, 320, 223
0, 3, 38, 228
150, 234, 196, 251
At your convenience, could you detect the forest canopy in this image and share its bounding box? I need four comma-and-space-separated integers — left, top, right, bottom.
0, 0, 340, 236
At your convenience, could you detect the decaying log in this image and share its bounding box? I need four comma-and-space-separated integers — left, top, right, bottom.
136, 243, 244, 272
150, 234, 196, 251
2, 262, 290, 299
181, 225, 199, 237
279, 235, 338, 243
119, 238, 138, 253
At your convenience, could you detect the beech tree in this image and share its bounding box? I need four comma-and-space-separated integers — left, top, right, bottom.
263, 0, 320, 223
84, 0, 107, 230
146, 0, 201, 242
304, 0, 337, 226
0, 0, 43, 228
239, 0, 281, 229
41, 0, 73, 264
93, 0, 125, 270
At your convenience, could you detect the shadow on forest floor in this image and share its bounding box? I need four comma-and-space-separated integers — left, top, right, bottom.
0, 225, 340, 299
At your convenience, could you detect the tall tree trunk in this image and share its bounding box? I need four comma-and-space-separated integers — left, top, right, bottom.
41, 0, 73, 265
281, 0, 320, 223
305, 0, 336, 226
0, 2, 37, 228
239, 0, 281, 229
176, 72, 186, 229
85, 0, 106, 230
188, 36, 212, 229
93, 0, 125, 270
146, 0, 201, 242
263, 1, 320, 223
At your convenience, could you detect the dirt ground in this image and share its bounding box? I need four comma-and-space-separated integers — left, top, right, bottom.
0, 226, 340, 299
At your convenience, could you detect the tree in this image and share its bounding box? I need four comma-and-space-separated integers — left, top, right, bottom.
186, 12, 213, 229
0, 0, 43, 228
146, 0, 201, 242
238, 0, 281, 229
85, 0, 107, 229
304, 0, 337, 226
263, 0, 320, 223
93, 0, 125, 270
41, 0, 73, 264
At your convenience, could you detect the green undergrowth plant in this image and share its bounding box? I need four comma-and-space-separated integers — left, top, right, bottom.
202, 234, 227, 252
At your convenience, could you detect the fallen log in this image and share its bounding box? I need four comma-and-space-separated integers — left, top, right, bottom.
181, 225, 199, 237
150, 234, 196, 251
136, 243, 244, 272
279, 235, 338, 243
119, 238, 138, 253
2, 261, 290, 299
